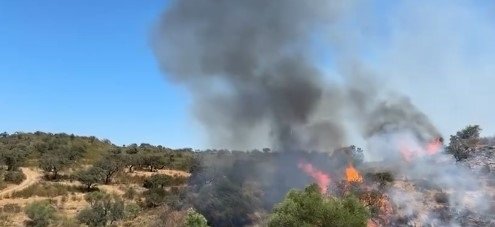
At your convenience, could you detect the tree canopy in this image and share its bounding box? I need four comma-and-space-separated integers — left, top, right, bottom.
268, 184, 369, 227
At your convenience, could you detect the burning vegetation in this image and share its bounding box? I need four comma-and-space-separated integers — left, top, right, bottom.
151, 0, 495, 226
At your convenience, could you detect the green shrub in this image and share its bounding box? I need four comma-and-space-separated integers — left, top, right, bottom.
4, 171, 26, 184
25, 200, 56, 227
143, 174, 187, 189
185, 208, 209, 227
142, 188, 169, 208
268, 184, 370, 227
124, 203, 140, 219
77, 206, 107, 226
78, 191, 128, 226
123, 187, 137, 200
447, 125, 481, 161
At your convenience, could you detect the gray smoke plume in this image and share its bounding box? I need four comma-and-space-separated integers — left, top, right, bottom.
152, 0, 438, 151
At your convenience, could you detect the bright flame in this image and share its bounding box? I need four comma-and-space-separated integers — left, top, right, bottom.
397, 136, 443, 161
425, 137, 442, 155
298, 161, 331, 193
345, 164, 363, 183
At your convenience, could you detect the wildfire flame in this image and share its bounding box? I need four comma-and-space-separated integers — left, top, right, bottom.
399, 136, 443, 162
298, 161, 331, 193
345, 164, 363, 183
425, 137, 443, 155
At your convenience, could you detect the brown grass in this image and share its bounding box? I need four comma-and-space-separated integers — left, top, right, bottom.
11, 182, 83, 198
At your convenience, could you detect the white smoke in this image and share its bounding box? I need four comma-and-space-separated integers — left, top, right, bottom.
368, 130, 491, 225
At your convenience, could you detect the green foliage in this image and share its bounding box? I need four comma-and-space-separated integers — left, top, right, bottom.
0, 131, 196, 174
25, 200, 56, 227
39, 153, 71, 180
447, 125, 482, 161
123, 187, 137, 200
76, 167, 105, 190
185, 208, 209, 227
94, 154, 125, 184
108, 199, 125, 224
4, 170, 26, 184
268, 184, 369, 227
77, 206, 107, 226
142, 188, 169, 208
78, 192, 127, 226
124, 203, 140, 219
143, 174, 187, 189
141, 154, 169, 172
0, 149, 28, 171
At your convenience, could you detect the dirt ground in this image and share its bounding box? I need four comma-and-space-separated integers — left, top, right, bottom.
0, 168, 41, 198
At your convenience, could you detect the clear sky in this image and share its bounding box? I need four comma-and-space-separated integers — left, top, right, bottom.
1, 1, 494, 149
0, 0, 201, 148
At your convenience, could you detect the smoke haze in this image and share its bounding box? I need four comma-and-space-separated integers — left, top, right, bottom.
152, 1, 495, 225
153, 0, 441, 151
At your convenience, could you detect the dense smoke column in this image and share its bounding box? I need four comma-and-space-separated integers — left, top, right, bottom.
152, 0, 349, 150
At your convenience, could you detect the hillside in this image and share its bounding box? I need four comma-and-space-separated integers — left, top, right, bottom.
0, 129, 494, 226
0, 131, 196, 226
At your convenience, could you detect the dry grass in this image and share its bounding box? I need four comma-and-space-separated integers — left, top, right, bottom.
1, 203, 22, 213
11, 182, 83, 198
130, 169, 191, 178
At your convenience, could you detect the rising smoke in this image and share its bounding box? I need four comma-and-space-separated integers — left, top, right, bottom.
152, 0, 438, 151
152, 0, 492, 225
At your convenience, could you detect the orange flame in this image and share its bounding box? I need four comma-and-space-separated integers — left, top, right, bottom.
345, 164, 363, 183
298, 161, 331, 193
425, 137, 443, 155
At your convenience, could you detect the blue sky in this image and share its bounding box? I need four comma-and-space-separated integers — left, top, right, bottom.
0, 1, 202, 148
1, 1, 494, 149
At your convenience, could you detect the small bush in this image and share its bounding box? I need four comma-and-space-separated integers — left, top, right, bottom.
123, 187, 137, 200
185, 208, 209, 227
4, 171, 26, 184
77, 206, 107, 227
25, 200, 56, 227
124, 203, 140, 219
2, 203, 22, 213
446, 125, 481, 161
0, 213, 12, 226
434, 192, 449, 204
11, 183, 81, 198
71, 195, 81, 202
61, 195, 68, 204
143, 174, 187, 189
52, 216, 80, 227
116, 174, 147, 185
142, 188, 169, 208
268, 184, 370, 227
78, 191, 132, 226
366, 171, 394, 187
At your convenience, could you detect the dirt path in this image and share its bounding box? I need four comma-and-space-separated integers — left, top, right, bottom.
0, 167, 42, 198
